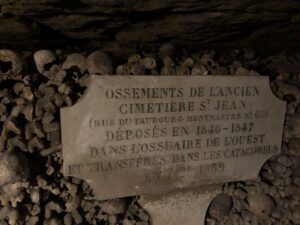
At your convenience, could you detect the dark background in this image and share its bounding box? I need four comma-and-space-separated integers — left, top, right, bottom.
0, 0, 300, 55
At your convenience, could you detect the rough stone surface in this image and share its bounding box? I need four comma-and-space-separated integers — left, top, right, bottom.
0, 1, 300, 53
138, 186, 221, 225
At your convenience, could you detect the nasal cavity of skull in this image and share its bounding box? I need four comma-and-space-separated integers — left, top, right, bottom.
0, 60, 12, 73
66, 66, 82, 80
43, 60, 58, 72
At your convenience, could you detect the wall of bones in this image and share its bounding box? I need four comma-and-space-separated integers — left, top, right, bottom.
0, 46, 300, 225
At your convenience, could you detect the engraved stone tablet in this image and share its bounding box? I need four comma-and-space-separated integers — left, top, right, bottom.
61, 75, 286, 200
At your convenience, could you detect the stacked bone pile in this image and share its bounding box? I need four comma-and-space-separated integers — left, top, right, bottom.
0, 45, 299, 225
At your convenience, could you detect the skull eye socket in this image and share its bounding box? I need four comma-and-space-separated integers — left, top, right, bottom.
0, 60, 12, 73
44, 62, 54, 71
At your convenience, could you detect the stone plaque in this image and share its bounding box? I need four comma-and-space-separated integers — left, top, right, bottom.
61, 75, 286, 200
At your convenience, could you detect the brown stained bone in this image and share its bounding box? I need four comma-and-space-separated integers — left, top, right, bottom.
44, 201, 63, 219
77, 74, 90, 87
45, 86, 56, 97
58, 83, 71, 95
130, 62, 145, 75
27, 216, 39, 225
64, 213, 73, 225
42, 112, 55, 125
43, 121, 60, 133
116, 64, 131, 75
35, 97, 57, 120
115, 64, 124, 75
233, 187, 248, 199
249, 181, 269, 194
0, 151, 29, 186
15, 97, 26, 105
274, 81, 300, 109
44, 217, 63, 225
45, 156, 52, 168
36, 175, 48, 189
208, 193, 233, 220
275, 155, 292, 169
13, 83, 25, 96
25, 122, 45, 140
0, 136, 5, 151
33, 50, 56, 74
99, 199, 127, 215
291, 207, 300, 224
140, 57, 157, 70
46, 157, 55, 176
28, 136, 44, 153
36, 83, 47, 96
65, 181, 79, 197
191, 64, 208, 75
247, 194, 275, 218
175, 66, 190, 75
65, 194, 82, 212
28, 188, 40, 205
22, 86, 34, 101
22, 75, 32, 86
210, 65, 229, 76
0, 87, 9, 97
0, 103, 6, 115
7, 136, 27, 152
47, 131, 61, 147
11, 105, 24, 118
1, 118, 21, 139
181, 57, 194, 68
235, 67, 250, 76
198, 50, 215, 66
22, 103, 34, 121
44, 64, 67, 86
128, 54, 141, 64
63, 95, 73, 106
62, 53, 86, 74
0, 205, 20, 225
240, 210, 258, 224
160, 66, 175, 75
46, 166, 55, 176
53, 93, 65, 107
1, 95, 14, 105
35, 99, 45, 119
71, 210, 83, 224
288, 114, 300, 138
0, 49, 23, 75
162, 57, 175, 67
269, 162, 288, 177
86, 50, 113, 75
